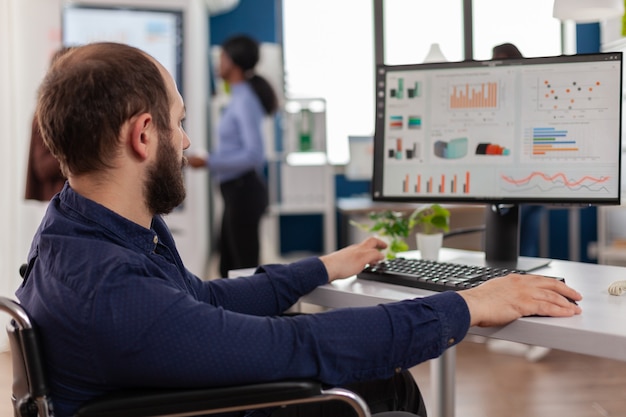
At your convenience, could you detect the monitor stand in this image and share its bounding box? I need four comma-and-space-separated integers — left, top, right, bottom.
484, 256, 551, 272
485, 204, 551, 271
452, 204, 551, 272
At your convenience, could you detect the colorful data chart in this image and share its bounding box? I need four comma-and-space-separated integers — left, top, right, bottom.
449, 82, 498, 109
531, 127, 577, 155
539, 79, 602, 111
408, 116, 422, 129
389, 78, 404, 99
476, 143, 510, 156
389, 77, 420, 99
402, 172, 471, 194
388, 138, 420, 160
433, 137, 468, 159
389, 115, 403, 130
500, 171, 611, 194
407, 81, 421, 98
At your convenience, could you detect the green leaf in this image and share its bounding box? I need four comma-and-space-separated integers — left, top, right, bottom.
390, 238, 408, 253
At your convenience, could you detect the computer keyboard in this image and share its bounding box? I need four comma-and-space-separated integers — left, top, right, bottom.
357, 257, 541, 292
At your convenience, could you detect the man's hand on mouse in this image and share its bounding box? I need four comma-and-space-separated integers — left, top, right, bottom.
459, 273, 582, 327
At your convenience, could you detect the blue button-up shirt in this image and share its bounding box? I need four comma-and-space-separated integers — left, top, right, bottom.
16, 184, 470, 417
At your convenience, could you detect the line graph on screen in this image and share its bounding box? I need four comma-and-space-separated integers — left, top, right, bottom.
499, 171, 613, 194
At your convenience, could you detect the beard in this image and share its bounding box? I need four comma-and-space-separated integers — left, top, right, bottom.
144, 131, 187, 215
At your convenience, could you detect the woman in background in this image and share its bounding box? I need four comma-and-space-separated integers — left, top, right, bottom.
188, 34, 277, 277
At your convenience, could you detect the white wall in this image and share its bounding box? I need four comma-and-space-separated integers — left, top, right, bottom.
0, 0, 65, 350
0, 0, 211, 349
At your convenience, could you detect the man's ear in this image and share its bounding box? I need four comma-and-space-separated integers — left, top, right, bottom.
129, 113, 154, 160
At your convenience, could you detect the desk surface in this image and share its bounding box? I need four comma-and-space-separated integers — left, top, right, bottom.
336, 197, 421, 214
300, 249, 626, 362
336, 197, 485, 215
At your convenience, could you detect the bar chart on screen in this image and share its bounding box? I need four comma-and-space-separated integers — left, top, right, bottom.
523, 125, 610, 160
448, 81, 499, 110
397, 171, 472, 195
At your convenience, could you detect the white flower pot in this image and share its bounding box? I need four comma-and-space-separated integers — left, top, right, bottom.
375, 234, 392, 258
417, 233, 443, 261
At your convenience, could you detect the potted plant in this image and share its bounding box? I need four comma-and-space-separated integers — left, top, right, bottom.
413, 204, 451, 234
413, 204, 450, 261
350, 210, 417, 259
349, 204, 450, 259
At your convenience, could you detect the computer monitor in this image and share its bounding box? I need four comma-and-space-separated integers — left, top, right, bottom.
372, 52, 623, 270
62, 5, 184, 94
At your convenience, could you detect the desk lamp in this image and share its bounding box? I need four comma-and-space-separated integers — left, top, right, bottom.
553, 0, 624, 23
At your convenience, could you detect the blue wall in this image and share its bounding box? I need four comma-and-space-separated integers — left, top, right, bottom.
209, 0, 281, 44
576, 23, 601, 54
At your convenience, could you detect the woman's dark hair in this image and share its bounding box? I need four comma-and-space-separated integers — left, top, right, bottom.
222, 34, 278, 115
492, 43, 523, 59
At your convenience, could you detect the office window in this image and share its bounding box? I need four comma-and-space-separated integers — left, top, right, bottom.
384, 0, 464, 65
283, 1, 560, 164
473, 0, 561, 59
283, 1, 464, 164
283, 0, 374, 165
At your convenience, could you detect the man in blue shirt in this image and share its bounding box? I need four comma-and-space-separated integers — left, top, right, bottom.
17, 42, 582, 417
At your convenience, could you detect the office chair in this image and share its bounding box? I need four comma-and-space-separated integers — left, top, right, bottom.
0, 296, 371, 417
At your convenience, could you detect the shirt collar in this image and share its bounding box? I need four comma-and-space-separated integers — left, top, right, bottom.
58, 183, 159, 254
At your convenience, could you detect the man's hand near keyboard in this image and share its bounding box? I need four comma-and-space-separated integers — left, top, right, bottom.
321, 237, 582, 327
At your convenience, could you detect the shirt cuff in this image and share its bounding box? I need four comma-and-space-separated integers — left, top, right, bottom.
423, 291, 471, 348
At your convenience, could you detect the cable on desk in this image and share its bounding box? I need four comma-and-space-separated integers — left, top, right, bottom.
608, 280, 626, 296
443, 226, 485, 239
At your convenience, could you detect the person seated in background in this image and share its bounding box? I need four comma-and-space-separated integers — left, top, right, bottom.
24, 47, 73, 202
17, 42, 582, 417
492, 42, 523, 59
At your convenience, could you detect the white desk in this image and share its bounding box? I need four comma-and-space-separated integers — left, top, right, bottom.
298, 249, 626, 417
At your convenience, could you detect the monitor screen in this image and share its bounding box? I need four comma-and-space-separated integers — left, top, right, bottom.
372, 52, 623, 269
62, 5, 184, 93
